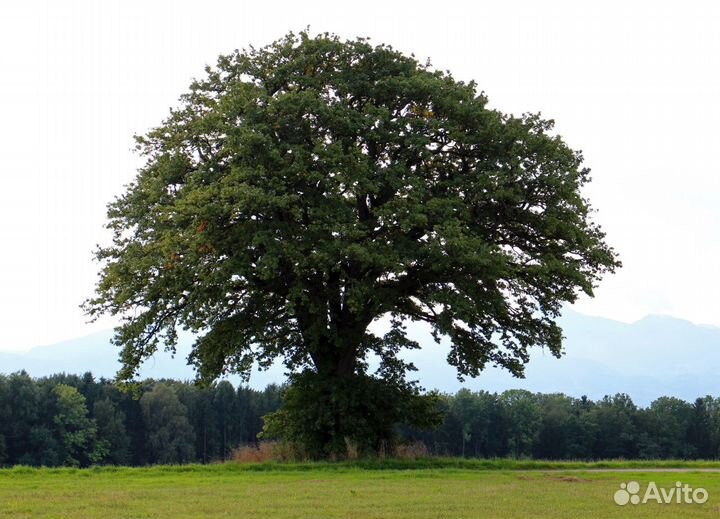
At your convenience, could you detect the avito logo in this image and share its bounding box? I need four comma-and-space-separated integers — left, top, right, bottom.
614, 480, 708, 505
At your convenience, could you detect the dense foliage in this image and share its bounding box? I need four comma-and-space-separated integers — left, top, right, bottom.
0, 372, 280, 467
85, 31, 618, 456
2, 372, 720, 466
409, 390, 720, 460
261, 371, 442, 456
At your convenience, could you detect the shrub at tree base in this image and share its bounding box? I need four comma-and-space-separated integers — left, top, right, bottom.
261, 371, 442, 458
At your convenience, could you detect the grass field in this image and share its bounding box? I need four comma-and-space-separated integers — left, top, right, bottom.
3, 460, 720, 518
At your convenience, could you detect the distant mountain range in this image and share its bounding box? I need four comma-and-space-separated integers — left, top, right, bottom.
0, 330, 281, 390
2, 310, 720, 406
407, 310, 720, 406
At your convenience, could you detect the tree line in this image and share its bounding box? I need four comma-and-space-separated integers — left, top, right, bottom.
2, 371, 720, 466
408, 389, 720, 460
0, 371, 281, 467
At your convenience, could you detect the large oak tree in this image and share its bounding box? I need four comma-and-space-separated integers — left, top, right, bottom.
86, 31, 619, 455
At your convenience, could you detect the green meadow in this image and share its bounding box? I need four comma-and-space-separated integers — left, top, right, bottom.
2, 461, 720, 518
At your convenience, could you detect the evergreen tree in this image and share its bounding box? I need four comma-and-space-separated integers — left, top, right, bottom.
140, 384, 196, 464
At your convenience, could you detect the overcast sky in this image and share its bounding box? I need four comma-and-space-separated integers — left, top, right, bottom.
1, 1, 719, 351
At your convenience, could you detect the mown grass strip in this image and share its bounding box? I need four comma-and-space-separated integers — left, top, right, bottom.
4, 458, 720, 476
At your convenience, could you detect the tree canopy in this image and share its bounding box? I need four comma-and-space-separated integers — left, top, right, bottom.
85, 31, 619, 455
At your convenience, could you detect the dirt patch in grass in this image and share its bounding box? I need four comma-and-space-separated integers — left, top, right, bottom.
544, 475, 592, 483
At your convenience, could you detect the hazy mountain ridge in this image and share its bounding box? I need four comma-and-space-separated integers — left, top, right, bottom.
2, 310, 719, 406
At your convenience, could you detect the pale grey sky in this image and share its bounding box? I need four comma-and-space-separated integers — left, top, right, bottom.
1, 0, 719, 350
